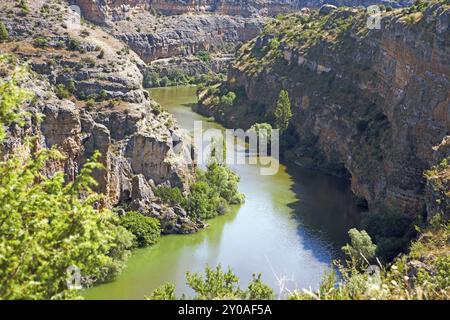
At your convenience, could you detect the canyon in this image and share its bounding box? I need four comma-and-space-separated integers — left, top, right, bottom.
198, 3, 450, 219
0, 0, 201, 234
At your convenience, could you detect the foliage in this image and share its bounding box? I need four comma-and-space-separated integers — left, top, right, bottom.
154, 159, 244, 220
0, 54, 134, 299
55, 84, 70, 99
0, 55, 33, 140
120, 212, 161, 248
147, 265, 274, 300
143, 69, 197, 88
0, 22, 8, 42
291, 214, 449, 300
18, 0, 30, 16
342, 228, 377, 267
195, 51, 212, 63
186, 160, 244, 220
33, 37, 48, 48
66, 38, 82, 51
361, 211, 415, 261
154, 185, 186, 207
143, 71, 161, 88
249, 123, 273, 142
274, 89, 292, 132
220, 91, 236, 108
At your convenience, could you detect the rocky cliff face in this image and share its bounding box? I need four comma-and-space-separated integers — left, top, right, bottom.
199, 3, 450, 218
0, 0, 200, 234
71, 0, 411, 75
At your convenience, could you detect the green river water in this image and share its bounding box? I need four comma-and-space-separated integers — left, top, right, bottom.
84, 86, 361, 299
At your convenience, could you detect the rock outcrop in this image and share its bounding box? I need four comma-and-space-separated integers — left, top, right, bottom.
199, 3, 450, 217
0, 0, 200, 233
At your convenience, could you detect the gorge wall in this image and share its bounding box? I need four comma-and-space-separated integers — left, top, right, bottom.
198, 3, 450, 218
71, 1, 411, 75
0, 0, 201, 234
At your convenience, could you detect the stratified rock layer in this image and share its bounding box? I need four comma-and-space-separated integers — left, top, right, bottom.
199, 4, 450, 217
0, 0, 199, 233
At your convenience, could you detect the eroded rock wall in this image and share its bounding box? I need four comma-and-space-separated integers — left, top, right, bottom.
200, 4, 450, 217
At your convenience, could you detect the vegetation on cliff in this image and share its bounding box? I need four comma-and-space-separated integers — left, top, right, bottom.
119, 211, 161, 248
0, 55, 134, 299
274, 89, 292, 132
147, 265, 274, 300
156, 158, 244, 220
149, 212, 449, 300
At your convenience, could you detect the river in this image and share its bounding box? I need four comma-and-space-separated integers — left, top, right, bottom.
84, 86, 361, 299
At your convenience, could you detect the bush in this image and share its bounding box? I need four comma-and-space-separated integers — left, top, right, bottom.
18, 0, 30, 16
147, 265, 274, 300
143, 72, 161, 88
120, 211, 161, 248
0, 56, 134, 298
220, 91, 236, 108
342, 228, 377, 266
274, 89, 292, 132
160, 76, 171, 87
33, 37, 48, 48
154, 185, 186, 207
0, 22, 8, 42
249, 123, 273, 143
55, 84, 70, 99
195, 51, 212, 63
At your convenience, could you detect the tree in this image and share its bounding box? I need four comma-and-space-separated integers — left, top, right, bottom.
220, 91, 236, 108
0, 22, 8, 42
342, 228, 377, 266
0, 55, 134, 299
120, 211, 161, 248
147, 265, 274, 300
274, 89, 292, 132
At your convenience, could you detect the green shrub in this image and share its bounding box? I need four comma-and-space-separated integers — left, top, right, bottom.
249, 123, 273, 142
154, 185, 186, 207
97, 89, 108, 101
342, 228, 377, 266
160, 76, 171, 87
55, 84, 70, 99
147, 265, 274, 300
195, 51, 212, 63
18, 0, 30, 16
97, 49, 105, 59
0, 22, 8, 42
67, 38, 82, 51
186, 160, 244, 220
274, 89, 292, 132
86, 98, 95, 108
120, 211, 161, 248
143, 72, 161, 88
220, 91, 236, 108
0, 56, 134, 298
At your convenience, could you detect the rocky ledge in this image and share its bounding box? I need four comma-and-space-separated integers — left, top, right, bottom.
198, 3, 450, 218
0, 0, 201, 234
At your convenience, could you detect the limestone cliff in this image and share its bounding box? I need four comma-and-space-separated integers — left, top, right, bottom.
0, 0, 200, 234
198, 3, 450, 218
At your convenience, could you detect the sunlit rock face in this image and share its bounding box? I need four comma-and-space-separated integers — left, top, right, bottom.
198, 4, 450, 217
0, 0, 198, 233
